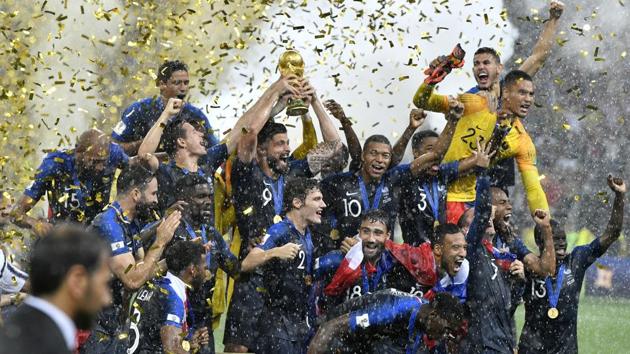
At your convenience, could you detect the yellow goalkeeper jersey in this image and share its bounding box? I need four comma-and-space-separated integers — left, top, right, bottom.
413, 83, 549, 213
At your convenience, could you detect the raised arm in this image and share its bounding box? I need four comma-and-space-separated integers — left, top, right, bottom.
412, 82, 450, 113
599, 175, 626, 252
466, 139, 494, 248
236, 76, 300, 163
408, 101, 464, 176
391, 109, 427, 167
303, 80, 341, 143
137, 98, 183, 155
324, 99, 362, 165
291, 114, 318, 160
527, 209, 556, 277
518, 1, 565, 77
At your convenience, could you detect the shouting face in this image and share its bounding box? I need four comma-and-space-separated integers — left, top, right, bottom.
361, 141, 392, 180
472, 53, 502, 90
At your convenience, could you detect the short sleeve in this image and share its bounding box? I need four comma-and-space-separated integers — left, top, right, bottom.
112, 103, 141, 142
386, 163, 411, 185
439, 161, 459, 184
92, 216, 131, 256
109, 143, 129, 168
163, 288, 186, 328
572, 238, 604, 273
204, 143, 228, 171
258, 224, 289, 251
510, 237, 532, 262
23, 153, 59, 201
288, 159, 314, 178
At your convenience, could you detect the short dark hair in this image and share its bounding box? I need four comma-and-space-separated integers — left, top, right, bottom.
30, 224, 108, 297
432, 223, 462, 246
503, 70, 533, 89
362, 135, 391, 152
411, 130, 439, 152
160, 110, 204, 156
283, 177, 320, 213
116, 164, 155, 195
431, 292, 465, 328
174, 173, 210, 202
534, 219, 564, 250
257, 121, 287, 146
165, 241, 205, 275
474, 47, 501, 64
361, 209, 389, 231
157, 60, 188, 86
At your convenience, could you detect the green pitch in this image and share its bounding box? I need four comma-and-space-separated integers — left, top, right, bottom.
514, 296, 630, 353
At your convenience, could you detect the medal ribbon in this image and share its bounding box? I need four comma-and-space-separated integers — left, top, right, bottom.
407, 308, 423, 354
184, 221, 211, 267
422, 180, 440, 222
545, 264, 565, 310
361, 261, 385, 294
266, 175, 285, 216
357, 175, 385, 213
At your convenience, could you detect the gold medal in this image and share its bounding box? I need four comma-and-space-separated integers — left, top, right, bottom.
304, 275, 313, 286
273, 215, 282, 224
330, 229, 340, 240
433, 220, 440, 229
182, 340, 191, 351
547, 307, 559, 319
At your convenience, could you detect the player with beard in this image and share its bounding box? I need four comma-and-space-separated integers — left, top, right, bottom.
323, 210, 436, 321
240, 178, 333, 353
224, 77, 340, 353
0, 225, 111, 354
399, 129, 494, 246
308, 290, 465, 354
456, 153, 554, 354
128, 241, 210, 354
11, 129, 130, 234
320, 100, 462, 250
519, 175, 625, 354
113, 60, 219, 155
412, 1, 564, 223
137, 76, 287, 214
82, 165, 181, 354
166, 174, 240, 354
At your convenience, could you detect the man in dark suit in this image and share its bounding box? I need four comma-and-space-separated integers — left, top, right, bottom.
0, 225, 112, 354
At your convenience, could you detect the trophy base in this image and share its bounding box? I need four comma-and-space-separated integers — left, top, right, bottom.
286, 106, 309, 116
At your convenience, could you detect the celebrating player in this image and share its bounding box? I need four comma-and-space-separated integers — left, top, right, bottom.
113, 60, 219, 155
128, 241, 210, 354
519, 175, 625, 353
82, 165, 181, 353
11, 129, 129, 233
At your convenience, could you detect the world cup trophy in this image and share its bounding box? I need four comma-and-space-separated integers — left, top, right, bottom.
278, 50, 309, 116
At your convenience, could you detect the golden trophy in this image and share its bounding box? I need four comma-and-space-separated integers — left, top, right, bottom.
278, 50, 309, 116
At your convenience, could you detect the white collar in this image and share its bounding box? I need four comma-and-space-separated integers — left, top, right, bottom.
24, 296, 77, 350
165, 271, 189, 302
439, 259, 470, 287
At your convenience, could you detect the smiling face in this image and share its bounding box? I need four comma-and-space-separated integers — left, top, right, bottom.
295, 188, 326, 225
262, 133, 291, 175
472, 53, 503, 90
160, 70, 190, 100
359, 219, 389, 263
503, 79, 535, 119
436, 232, 467, 277
179, 122, 208, 157
491, 188, 513, 232
361, 141, 392, 180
